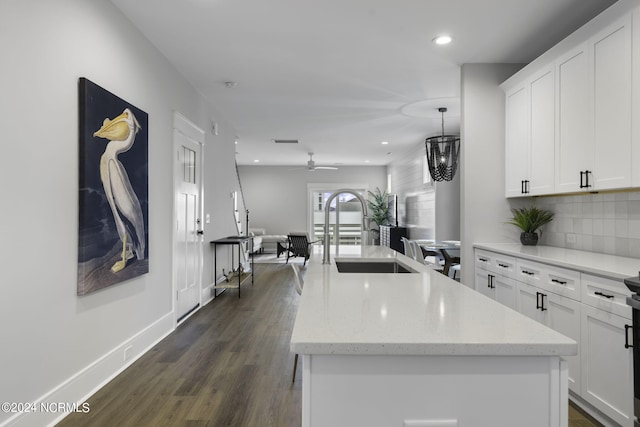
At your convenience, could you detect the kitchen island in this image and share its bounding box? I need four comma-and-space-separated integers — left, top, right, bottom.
290, 245, 577, 427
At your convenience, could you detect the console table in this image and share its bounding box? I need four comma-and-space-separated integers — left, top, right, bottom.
210, 236, 254, 298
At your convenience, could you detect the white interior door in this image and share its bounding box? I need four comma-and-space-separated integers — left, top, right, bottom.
174, 115, 204, 323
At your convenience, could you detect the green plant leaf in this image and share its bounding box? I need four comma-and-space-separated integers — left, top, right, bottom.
367, 187, 389, 226
507, 206, 554, 234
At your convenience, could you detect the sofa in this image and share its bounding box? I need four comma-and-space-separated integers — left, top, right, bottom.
249, 228, 288, 255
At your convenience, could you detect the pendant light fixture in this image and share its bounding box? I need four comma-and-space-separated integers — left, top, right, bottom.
425, 107, 460, 182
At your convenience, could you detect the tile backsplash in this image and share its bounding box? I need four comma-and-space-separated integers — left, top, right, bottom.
535, 191, 640, 259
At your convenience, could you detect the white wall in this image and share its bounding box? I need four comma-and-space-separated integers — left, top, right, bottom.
237, 166, 387, 235
459, 63, 524, 286
0, 1, 238, 425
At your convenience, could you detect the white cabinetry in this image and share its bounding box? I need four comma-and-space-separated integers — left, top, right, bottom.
554, 14, 632, 194
474, 250, 517, 309
633, 9, 640, 186
504, 65, 555, 197
591, 15, 632, 191
504, 6, 636, 196
474, 248, 634, 426
528, 67, 556, 195
515, 263, 581, 394
505, 83, 529, 197
580, 274, 634, 427
555, 43, 591, 194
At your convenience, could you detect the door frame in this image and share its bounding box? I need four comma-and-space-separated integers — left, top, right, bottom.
172, 112, 205, 326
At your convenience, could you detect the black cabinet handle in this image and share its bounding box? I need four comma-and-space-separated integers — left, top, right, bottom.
536, 292, 547, 311
594, 291, 614, 299
498, 263, 509, 268
479, 257, 488, 262
521, 180, 530, 194
551, 278, 567, 285
625, 324, 633, 349
488, 274, 495, 289
522, 270, 534, 276
521, 180, 525, 194
580, 170, 592, 189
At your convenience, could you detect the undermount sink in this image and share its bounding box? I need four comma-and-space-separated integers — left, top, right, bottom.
334, 260, 417, 273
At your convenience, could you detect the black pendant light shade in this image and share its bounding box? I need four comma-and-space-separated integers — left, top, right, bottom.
425, 107, 460, 182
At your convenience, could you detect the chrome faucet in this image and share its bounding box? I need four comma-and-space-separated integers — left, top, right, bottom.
322, 189, 370, 264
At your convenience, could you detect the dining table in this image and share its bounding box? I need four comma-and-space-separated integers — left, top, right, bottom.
416, 240, 460, 276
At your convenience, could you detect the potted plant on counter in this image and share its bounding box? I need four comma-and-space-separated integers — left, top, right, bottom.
507, 206, 554, 246
367, 187, 389, 245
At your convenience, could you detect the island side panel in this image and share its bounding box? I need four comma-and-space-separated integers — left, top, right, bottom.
302, 354, 567, 427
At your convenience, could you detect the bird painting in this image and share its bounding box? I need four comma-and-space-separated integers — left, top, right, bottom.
93, 108, 146, 273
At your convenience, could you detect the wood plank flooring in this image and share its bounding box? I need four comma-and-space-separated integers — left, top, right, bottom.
58, 262, 603, 427
59, 263, 302, 427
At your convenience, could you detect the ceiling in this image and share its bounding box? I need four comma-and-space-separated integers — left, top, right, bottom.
111, 0, 616, 167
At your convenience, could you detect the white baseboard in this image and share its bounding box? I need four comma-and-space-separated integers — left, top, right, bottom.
2, 312, 174, 427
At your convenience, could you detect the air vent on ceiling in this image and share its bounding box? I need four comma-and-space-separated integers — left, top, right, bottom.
273, 139, 299, 144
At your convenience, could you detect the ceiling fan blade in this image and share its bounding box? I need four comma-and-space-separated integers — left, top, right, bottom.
314, 166, 339, 170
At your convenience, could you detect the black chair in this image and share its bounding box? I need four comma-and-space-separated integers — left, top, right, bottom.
440, 249, 461, 279
285, 233, 319, 266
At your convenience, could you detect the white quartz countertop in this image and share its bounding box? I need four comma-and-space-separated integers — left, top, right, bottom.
290, 246, 577, 357
473, 243, 640, 280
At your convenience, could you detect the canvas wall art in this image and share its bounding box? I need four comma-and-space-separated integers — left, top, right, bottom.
78, 78, 149, 296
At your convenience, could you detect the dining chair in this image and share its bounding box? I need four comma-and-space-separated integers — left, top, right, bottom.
291, 263, 303, 382
400, 237, 414, 258
417, 243, 444, 271
409, 240, 424, 263
440, 249, 461, 278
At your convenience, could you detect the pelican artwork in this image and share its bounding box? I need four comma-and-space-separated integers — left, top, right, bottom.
93, 108, 146, 273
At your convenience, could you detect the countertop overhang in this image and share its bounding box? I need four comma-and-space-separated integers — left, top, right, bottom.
290, 246, 577, 357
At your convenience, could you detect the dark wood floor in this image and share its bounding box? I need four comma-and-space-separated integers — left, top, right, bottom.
58, 262, 603, 427
59, 263, 302, 427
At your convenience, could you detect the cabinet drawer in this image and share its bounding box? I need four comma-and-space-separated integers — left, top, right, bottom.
491, 253, 517, 279
540, 263, 581, 301
474, 249, 493, 270
581, 273, 632, 319
516, 259, 544, 287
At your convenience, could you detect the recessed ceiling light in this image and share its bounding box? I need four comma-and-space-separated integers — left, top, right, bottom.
364, 160, 370, 163
433, 35, 452, 45
381, 141, 389, 145
253, 159, 260, 163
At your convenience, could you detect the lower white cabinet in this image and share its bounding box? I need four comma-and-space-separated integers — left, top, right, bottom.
476, 269, 518, 310
581, 304, 634, 427
474, 248, 634, 426
517, 281, 581, 393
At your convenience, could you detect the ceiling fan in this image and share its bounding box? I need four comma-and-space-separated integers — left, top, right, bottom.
305, 152, 338, 171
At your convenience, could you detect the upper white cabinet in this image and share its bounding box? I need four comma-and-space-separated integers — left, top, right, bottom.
591, 15, 632, 191
555, 43, 592, 194
528, 67, 556, 195
505, 83, 529, 197
631, 8, 640, 186
504, 65, 555, 197
504, 6, 636, 197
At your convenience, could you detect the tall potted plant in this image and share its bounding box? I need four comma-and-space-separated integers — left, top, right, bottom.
367, 187, 389, 244
507, 206, 554, 246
